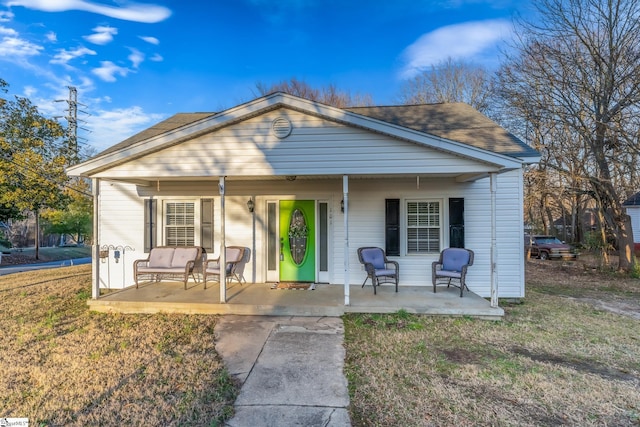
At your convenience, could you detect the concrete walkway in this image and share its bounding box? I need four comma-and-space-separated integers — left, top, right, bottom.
215, 315, 351, 426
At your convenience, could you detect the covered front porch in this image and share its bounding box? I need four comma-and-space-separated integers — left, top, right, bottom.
88, 280, 504, 319
69, 93, 537, 306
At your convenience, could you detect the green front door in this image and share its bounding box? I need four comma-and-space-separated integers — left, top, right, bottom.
279, 200, 315, 282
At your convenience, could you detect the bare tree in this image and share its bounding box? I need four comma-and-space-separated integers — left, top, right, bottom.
397, 57, 493, 113
497, 0, 640, 271
255, 78, 374, 108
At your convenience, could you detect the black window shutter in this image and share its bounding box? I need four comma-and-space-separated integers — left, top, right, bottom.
200, 198, 214, 256
144, 199, 157, 252
449, 198, 464, 248
385, 199, 400, 256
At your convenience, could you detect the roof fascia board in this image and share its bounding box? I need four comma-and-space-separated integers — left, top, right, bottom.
455, 167, 520, 183
517, 155, 542, 165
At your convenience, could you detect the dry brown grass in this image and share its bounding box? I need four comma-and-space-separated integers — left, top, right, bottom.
0, 265, 237, 426
3, 256, 640, 426
344, 259, 640, 426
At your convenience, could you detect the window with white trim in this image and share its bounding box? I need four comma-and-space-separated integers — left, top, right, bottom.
406, 200, 441, 253
164, 201, 195, 246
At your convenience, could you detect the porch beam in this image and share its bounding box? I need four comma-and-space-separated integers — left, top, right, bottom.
219, 177, 227, 303
490, 172, 498, 308
455, 172, 488, 183
343, 175, 350, 306
91, 178, 100, 299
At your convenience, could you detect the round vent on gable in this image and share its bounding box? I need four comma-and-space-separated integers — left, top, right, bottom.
272, 117, 292, 139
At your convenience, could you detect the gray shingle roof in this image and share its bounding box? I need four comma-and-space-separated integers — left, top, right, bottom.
346, 103, 539, 158
93, 101, 538, 161
97, 112, 215, 156
623, 192, 640, 206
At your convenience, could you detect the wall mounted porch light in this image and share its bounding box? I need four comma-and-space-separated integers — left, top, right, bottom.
247, 197, 255, 213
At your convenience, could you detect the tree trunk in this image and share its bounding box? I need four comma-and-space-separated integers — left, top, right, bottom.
595, 208, 609, 268
615, 209, 635, 272
35, 209, 40, 260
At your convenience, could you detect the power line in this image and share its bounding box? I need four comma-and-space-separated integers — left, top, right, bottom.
0, 154, 93, 198
54, 86, 91, 162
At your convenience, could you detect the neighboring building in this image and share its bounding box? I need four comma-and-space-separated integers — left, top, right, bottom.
68, 93, 540, 304
623, 192, 640, 254
552, 208, 598, 242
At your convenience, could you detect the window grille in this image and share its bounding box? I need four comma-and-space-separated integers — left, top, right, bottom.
407, 201, 440, 253
165, 202, 195, 246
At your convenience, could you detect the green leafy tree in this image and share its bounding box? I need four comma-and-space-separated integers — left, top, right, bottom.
42, 178, 92, 244
0, 80, 71, 258
0, 202, 22, 223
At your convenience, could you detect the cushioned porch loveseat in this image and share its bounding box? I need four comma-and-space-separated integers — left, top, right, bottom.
134, 246, 202, 289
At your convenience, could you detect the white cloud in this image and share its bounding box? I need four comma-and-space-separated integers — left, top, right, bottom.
399, 19, 513, 78
5, 0, 172, 23
86, 106, 164, 151
91, 60, 130, 82
0, 35, 42, 58
50, 46, 96, 68
128, 47, 144, 68
0, 26, 17, 35
0, 10, 14, 22
45, 30, 57, 42
139, 35, 159, 45
83, 25, 117, 45
23, 84, 36, 97
149, 53, 163, 62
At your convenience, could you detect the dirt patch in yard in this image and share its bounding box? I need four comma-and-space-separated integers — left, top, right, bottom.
525, 257, 640, 320
0, 252, 39, 265
510, 345, 639, 383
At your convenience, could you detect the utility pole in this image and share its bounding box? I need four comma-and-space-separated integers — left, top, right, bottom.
55, 86, 89, 162
66, 86, 78, 157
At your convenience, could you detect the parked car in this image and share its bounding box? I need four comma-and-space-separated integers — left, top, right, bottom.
525, 235, 577, 260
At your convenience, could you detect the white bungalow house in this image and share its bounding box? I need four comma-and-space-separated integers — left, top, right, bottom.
68, 92, 539, 307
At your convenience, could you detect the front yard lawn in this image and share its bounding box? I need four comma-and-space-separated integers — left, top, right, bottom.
1, 259, 639, 426
344, 260, 640, 426
0, 265, 237, 426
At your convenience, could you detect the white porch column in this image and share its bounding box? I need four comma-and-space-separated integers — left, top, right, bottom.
91, 178, 100, 299
343, 175, 350, 305
490, 172, 498, 308
219, 177, 227, 303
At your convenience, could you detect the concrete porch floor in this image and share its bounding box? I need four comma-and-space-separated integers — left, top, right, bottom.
88, 280, 504, 319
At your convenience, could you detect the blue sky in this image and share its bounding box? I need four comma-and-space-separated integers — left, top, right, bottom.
0, 0, 534, 153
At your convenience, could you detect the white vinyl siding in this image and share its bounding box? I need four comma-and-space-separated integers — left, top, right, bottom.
94, 109, 502, 179
96, 180, 144, 289
628, 207, 640, 242
406, 201, 441, 253
164, 202, 195, 246
94, 174, 526, 297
